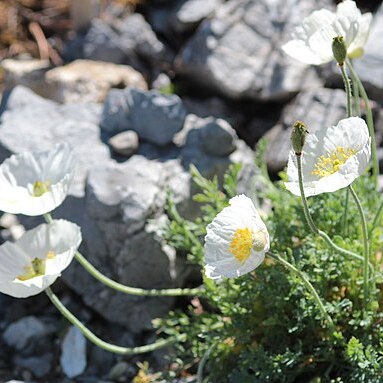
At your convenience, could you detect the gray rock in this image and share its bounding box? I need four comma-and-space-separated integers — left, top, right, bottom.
3, 316, 51, 351
200, 118, 237, 156
14, 354, 52, 378
177, 0, 328, 101
0, 86, 110, 197
118, 13, 167, 64
81, 14, 167, 68
354, 3, 383, 101
108, 130, 139, 156
265, 88, 347, 173
60, 155, 191, 332
101, 87, 187, 145
173, 0, 222, 33
176, 114, 238, 156
151, 72, 172, 91
60, 326, 87, 378
83, 19, 126, 64
177, 114, 254, 180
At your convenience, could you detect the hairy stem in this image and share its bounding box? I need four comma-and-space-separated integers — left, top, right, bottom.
268, 252, 335, 333
296, 155, 369, 267
45, 287, 184, 355
349, 185, 371, 314
347, 59, 378, 185
340, 63, 352, 117
44, 213, 204, 297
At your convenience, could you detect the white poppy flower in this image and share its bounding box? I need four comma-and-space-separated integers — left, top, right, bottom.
282, 0, 372, 65
0, 220, 82, 298
204, 195, 270, 279
285, 117, 371, 197
0, 143, 75, 216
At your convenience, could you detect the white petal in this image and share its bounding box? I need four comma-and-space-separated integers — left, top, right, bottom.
0, 143, 75, 216
281, 40, 326, 65
0, 242, 30, 282
204, 195, 269, 279
282, 9, 335, 65
336, 0, 362, 19
348, 13, 372, 56
0, 220, 81, 298
285, 117, 371, 197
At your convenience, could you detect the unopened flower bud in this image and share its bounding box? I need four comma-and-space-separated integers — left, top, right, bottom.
252, 230, 268, 252
291, 121, 309, 156
332, 36, 347, 65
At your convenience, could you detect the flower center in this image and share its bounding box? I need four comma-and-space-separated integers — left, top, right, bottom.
229, 228, 253, 263
32, 180, 51, 197
312, 146, 357, 177
16, 251, 56, 281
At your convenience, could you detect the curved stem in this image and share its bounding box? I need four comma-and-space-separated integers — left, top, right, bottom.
44, 213, 204, 297
370, 199, 383, 236
74, 250, 204, 297
197, 344, 215, 383
45, 287, 185, 355
349, 185, 371, 314
296, 155, 369, 267
340, 64, 352, 117
267, 252, 335, 333
347, 59, 378, 185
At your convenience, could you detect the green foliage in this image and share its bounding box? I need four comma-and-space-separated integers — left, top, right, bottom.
159, 147, 383, 382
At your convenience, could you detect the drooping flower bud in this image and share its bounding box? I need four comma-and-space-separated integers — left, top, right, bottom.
332, 36, 347, 66
291, 121, 309, 156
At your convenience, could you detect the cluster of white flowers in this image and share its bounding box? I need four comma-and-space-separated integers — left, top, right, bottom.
0, 143, 81, 298
204, 0, 372, 280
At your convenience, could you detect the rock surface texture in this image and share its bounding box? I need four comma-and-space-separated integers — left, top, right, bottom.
176, 0, 330, 100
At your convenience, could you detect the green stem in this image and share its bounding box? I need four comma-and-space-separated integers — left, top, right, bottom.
197, 344, 215, 383
43, 213, 204, 297
348, 60, 361, 116
348, 185, 370, 314
296, 155, 368, 267
74, 250, 204, 297
339, 64, 353, 235
370, 199, 383, 236
267, 252, 335, 332
340, 63, 352, 117
341, 188, 349, 236
347, 59, 379, 185
45, 287, 184, 355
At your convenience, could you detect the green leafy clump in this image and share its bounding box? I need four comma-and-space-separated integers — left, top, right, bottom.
157, 141, 383, 382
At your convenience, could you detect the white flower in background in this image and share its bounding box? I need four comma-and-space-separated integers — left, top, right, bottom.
204, 195, 270, 279
0, 143, 75, 216
282, 0, 372, 65
285, 117, 371, 197
0, 220, 82, 298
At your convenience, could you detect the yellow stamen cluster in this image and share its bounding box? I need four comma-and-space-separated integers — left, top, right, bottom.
229, 228, 253, 263
312, 146, 357, 177
32, 180, 51, 197
16, 251, 56, 281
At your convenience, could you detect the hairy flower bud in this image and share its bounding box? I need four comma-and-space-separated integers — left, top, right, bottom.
332, 36, 347, 65
291, 121, 309, 156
